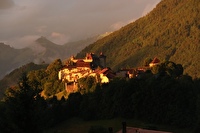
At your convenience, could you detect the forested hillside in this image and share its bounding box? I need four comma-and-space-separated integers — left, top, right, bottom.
0, 58, 200, 132
0, 62, 48, 98
77, 0, 200, 78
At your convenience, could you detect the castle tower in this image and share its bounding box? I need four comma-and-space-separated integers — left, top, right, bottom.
99, 52, 106, 68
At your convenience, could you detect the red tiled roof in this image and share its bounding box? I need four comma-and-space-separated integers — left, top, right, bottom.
100, 68, 109, 74
63, 65, 76, 69
76, 61, 91, 68
151, 57, 160, 63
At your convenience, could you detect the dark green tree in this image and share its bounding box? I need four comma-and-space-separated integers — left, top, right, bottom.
78, 76, 97, 94
37, 59, 65, 97
1, 75, 49, 133
66, 92, 82, 117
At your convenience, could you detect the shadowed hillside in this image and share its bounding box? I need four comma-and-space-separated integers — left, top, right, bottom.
0, 43, 34, 79
0, 62, 48, 98
77, 0, 200, 78
0, 36, 99, 79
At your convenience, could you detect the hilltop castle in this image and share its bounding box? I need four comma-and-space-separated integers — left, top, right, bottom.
58, 53, 115, 92
58, 53, 161, 93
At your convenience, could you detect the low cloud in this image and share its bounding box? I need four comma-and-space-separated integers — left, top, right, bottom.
36, 25, 47, 34
50, 32, 70, 45
10, 35, 40, 49
0, 0, 15, 10
110, 22, 127, 31
110, 19, 136, 31
0, 0, 161, 48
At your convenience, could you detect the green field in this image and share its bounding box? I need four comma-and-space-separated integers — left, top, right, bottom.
45, 117, 191, 133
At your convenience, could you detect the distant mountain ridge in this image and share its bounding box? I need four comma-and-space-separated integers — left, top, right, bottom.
77, 0, 200, 78
0, 43, 34, 79
0, 35, 100, 79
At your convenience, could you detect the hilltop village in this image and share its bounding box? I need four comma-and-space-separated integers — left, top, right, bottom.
58, 53, 160, 93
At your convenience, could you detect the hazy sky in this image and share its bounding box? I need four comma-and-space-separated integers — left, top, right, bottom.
0, 0, 160, 48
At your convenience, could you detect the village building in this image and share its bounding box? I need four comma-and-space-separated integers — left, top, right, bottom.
116, 67, 151, 79
97, 67, 116, 83
58, 53, 115, 92
116, 68, 136, 78
59, 55, 161, 92
149, 57, 160, 67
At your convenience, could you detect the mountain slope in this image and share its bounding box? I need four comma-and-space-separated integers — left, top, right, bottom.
0, 36, 99, 79
77, 0, 200, 78
0, 43, 34, 79
32, 36, 64, 63
62, 36, 99, 57
30, 36, 100, 63
0, 62, 48, 98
